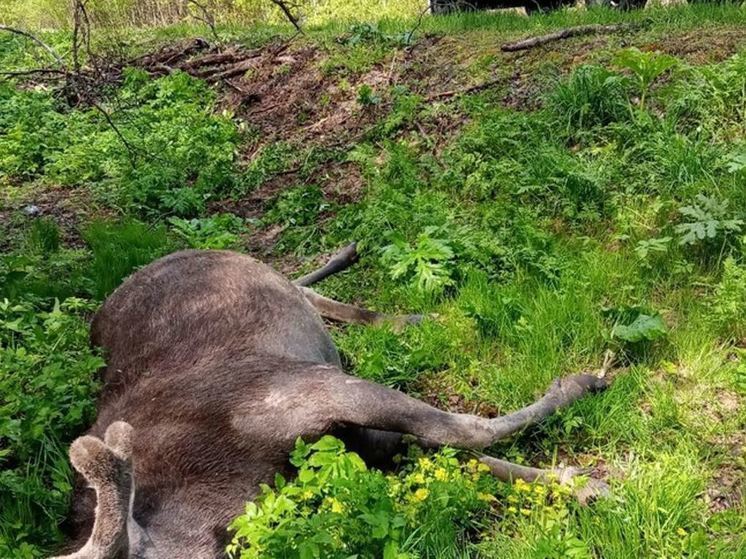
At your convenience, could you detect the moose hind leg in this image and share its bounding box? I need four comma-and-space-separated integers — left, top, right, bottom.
299, 287, 423, 327
312, 367, 606, 450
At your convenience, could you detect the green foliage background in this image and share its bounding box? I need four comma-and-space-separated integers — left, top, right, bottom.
1, 4, 746, 558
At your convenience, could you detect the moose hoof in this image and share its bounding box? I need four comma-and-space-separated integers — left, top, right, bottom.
104, 421, 134, 460
69, 436, 119, 485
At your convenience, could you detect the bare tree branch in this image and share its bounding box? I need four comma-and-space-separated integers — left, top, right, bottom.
0, 25, 65, 66
187, 0, 220, 44
268, 0, 304, 35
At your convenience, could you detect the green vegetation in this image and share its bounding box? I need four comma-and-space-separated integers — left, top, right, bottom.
2, 3, 746, 558
228, 436, 502, 558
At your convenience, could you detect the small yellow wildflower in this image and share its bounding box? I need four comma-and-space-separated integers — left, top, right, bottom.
514, 478, 530, 492
434, 468, 448, 481
477, 463, 491, 473
418, 457, 433, 471
520, 508, 531, 516
412, 473, 426, 485
477, 492, 497, 502
331, 500, 344, 514
676, 528, 687, 537
414, 488, 430, 502
507, 506, 518, 514
507, 494, 519, 503
301, 490, 314, 500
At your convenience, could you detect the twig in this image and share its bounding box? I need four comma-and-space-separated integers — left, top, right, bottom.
89, 102, 139, 165
426, 78, 501, 101
403, 5, 429, 49
187, 0, 220, 44
501, 23, 634, 53
0, 25, 65, 66
0, 68, 66, 77
203, 58, 259, 81
269, 0, 304, 35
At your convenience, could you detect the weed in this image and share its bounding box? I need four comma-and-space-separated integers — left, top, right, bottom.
0, 298, 104, 558
227, 437, 498, 559
83, 219, 173, 299
548, 64, 630, 139
357, 84, 382, 107
614, 48, 678, 112
381, 227, 455, 294
169, 213, 249, 250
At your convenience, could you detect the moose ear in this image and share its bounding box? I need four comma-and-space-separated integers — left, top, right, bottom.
51, 422, 135, 559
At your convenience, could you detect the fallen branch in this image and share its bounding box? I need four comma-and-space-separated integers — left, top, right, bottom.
0, 24, 65, 66
426, 78, 501, 101
199, 57, 260, 81
0, 68, 66, 77
501, 23, 634, 53
181, 50, 244, 71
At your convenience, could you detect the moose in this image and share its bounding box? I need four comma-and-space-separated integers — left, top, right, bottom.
54, 246, 609, 559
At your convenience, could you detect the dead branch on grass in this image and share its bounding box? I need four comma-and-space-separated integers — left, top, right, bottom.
501, 23, 634, 52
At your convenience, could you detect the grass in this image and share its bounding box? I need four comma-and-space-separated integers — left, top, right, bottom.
1, 3, 746, 558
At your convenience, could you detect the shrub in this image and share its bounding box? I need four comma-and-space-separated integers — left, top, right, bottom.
0, 297, 104, 557
1, 71, 240, 218
227, 436, 499, 559
0, 85, 66, 179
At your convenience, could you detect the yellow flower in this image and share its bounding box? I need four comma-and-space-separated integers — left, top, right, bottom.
507, 506, 518, 514
414, 488, 430, 502
412, 473, 426, 485
301, 490, 314, 500
477, 492, 497, 502
520, 508, 531, 516
331, 500, 344, 514
434, 468, 448, 481
477, 463, 491, 473
418, 458, 433, 471
514, 478, 530, 492
677, 528, 687, 537
507, 494, 519, 503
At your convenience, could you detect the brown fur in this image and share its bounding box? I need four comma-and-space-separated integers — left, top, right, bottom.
56, 250, 607, 559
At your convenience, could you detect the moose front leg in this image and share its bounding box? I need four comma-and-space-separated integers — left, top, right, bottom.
316, 367, 607, 450
52, 422, 135, 559
477, 454, 611, 504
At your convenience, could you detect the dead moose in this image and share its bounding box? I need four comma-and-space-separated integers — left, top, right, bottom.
54, 246, 610, 559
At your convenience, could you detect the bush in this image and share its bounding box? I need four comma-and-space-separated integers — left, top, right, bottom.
0, 297, 104, 557
0, 71, 240, 218
227, 436, 499, 559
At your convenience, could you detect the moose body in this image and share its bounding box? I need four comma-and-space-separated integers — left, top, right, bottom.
57, 249, 608, 559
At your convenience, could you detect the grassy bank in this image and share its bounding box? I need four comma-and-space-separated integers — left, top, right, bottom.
1, 4, 745, 558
